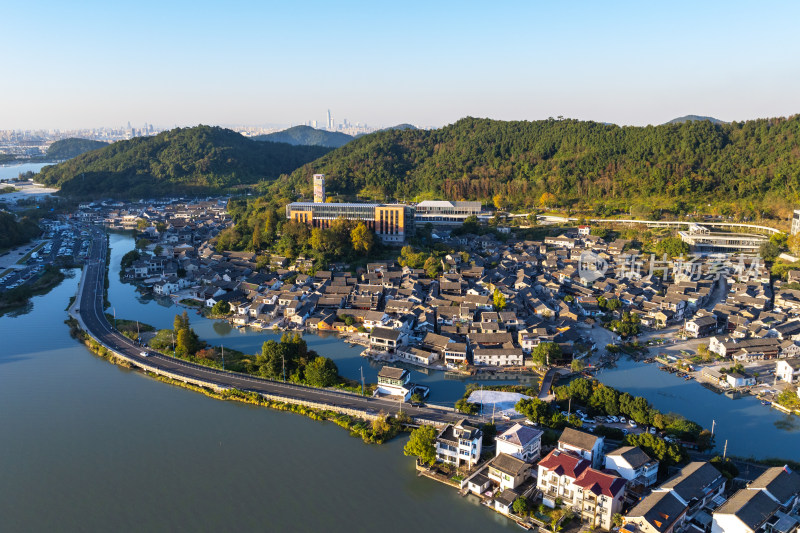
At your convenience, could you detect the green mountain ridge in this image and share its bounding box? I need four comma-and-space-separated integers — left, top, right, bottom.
664, 115, 728, 125
34, 126, 332, 198
253, 125, 353, 148
277, 115, 800, 218
44, 138, 109, 160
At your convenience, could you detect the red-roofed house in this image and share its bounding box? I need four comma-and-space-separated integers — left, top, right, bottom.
537, 449, 626, 531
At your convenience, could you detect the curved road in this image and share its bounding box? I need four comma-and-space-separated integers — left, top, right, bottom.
73, 228, 478, 426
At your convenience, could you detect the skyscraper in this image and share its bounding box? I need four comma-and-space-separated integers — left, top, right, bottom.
327, 109, 333, 131
313, 174, 325, 203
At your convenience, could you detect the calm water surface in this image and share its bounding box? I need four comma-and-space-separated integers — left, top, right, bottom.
0, 162, 51, 180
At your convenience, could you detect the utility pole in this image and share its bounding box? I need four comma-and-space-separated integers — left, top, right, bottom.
221, 345, 225, 371
360, 366, 365, 396
113, 307, 116, 330
723, 439, 728, 460
711, 419, 716, 438
136, 320, 140, 343
282, 351, 286, 382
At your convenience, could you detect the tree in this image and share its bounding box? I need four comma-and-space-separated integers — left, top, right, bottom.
350, 222, 374, 253
455, 398, 479, 414
410, 392, 424, 404
136, 218, 150, 230
153, 245, 163, 256
539, 192, 557, 208
135, 238, 151, 250
512, 497, 529, 516
515, 398, 550, 425
571, 359, 586, 372
655, 237, 689, 259
403, 425, 438, 466
531, 342, 561, 367
493, 289, 507, 311
304, 356, 338, 387
612, 513, 624, 528
760, 241, 781, 262
211, 300, 231, 316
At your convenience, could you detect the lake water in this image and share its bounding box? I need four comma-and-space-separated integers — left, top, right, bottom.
0, 162, 51, 181
596, 358, 800, 460
0, 239, 518, 532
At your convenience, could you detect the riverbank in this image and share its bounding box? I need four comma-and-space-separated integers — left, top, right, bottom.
67, 316, 411, 444
0, 266, 65, 314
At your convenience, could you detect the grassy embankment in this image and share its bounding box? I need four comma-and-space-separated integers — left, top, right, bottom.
65, 317, 400, 443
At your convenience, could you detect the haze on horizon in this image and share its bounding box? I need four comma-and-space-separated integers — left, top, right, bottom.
3, 0, 800, 131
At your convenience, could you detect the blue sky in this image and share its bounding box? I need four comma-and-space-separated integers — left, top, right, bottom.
3, 0, 799, 129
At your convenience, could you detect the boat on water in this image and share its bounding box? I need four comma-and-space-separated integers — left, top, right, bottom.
762, 400, 772, 406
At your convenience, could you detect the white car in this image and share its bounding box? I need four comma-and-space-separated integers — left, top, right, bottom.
139, 351, 150, 357
619, 417, 627, 424
609, 416, 619, 423
629, 420, 637, 428
649, 427, 657, 435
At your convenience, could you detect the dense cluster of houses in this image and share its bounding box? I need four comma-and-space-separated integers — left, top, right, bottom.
79, 199, 800, 402
432, 421, 800, 532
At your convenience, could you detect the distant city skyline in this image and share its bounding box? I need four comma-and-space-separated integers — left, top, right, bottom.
3, 1, 800, 130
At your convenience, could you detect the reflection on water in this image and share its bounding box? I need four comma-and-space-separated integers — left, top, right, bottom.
598, 356, 800, 459
212, 321, 234, 336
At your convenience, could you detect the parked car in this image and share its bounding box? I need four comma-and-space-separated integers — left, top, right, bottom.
649, 427, 657, 435
619, 417, 627, 424
629, 420, 637, 428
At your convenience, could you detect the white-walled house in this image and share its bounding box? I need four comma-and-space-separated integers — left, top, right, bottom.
558, 427, 605, 469
604, 446, 659, 488
375, 366, 413, 401
495, 423, 543, 463
435, 419, 483, 469
777, 358, 800, 383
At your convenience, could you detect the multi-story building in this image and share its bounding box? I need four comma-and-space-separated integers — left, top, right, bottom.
495, 423, 543, 463
413, 200, 482, 226
285, 202, 414, 244
537, 449, 626, 531
435, 419, 483, 468
792, 210, 800, 236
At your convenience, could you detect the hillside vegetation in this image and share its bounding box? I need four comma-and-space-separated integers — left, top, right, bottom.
35, 126, 332, 198
0, 211, 40, 250
280, 115, 800, 219
253, 126, 353, 148
44, 138, 108, 160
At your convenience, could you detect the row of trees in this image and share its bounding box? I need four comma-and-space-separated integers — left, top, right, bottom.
552, 378, 712, 446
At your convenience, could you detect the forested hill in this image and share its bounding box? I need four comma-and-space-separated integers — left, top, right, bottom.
664, 115, 727, 125
34, 126, 332, 198
253, 126, 353, 148
283, 115, 800, 216
44, 138, 108, 160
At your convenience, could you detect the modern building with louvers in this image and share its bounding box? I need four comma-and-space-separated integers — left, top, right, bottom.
285, 202, 414, 244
